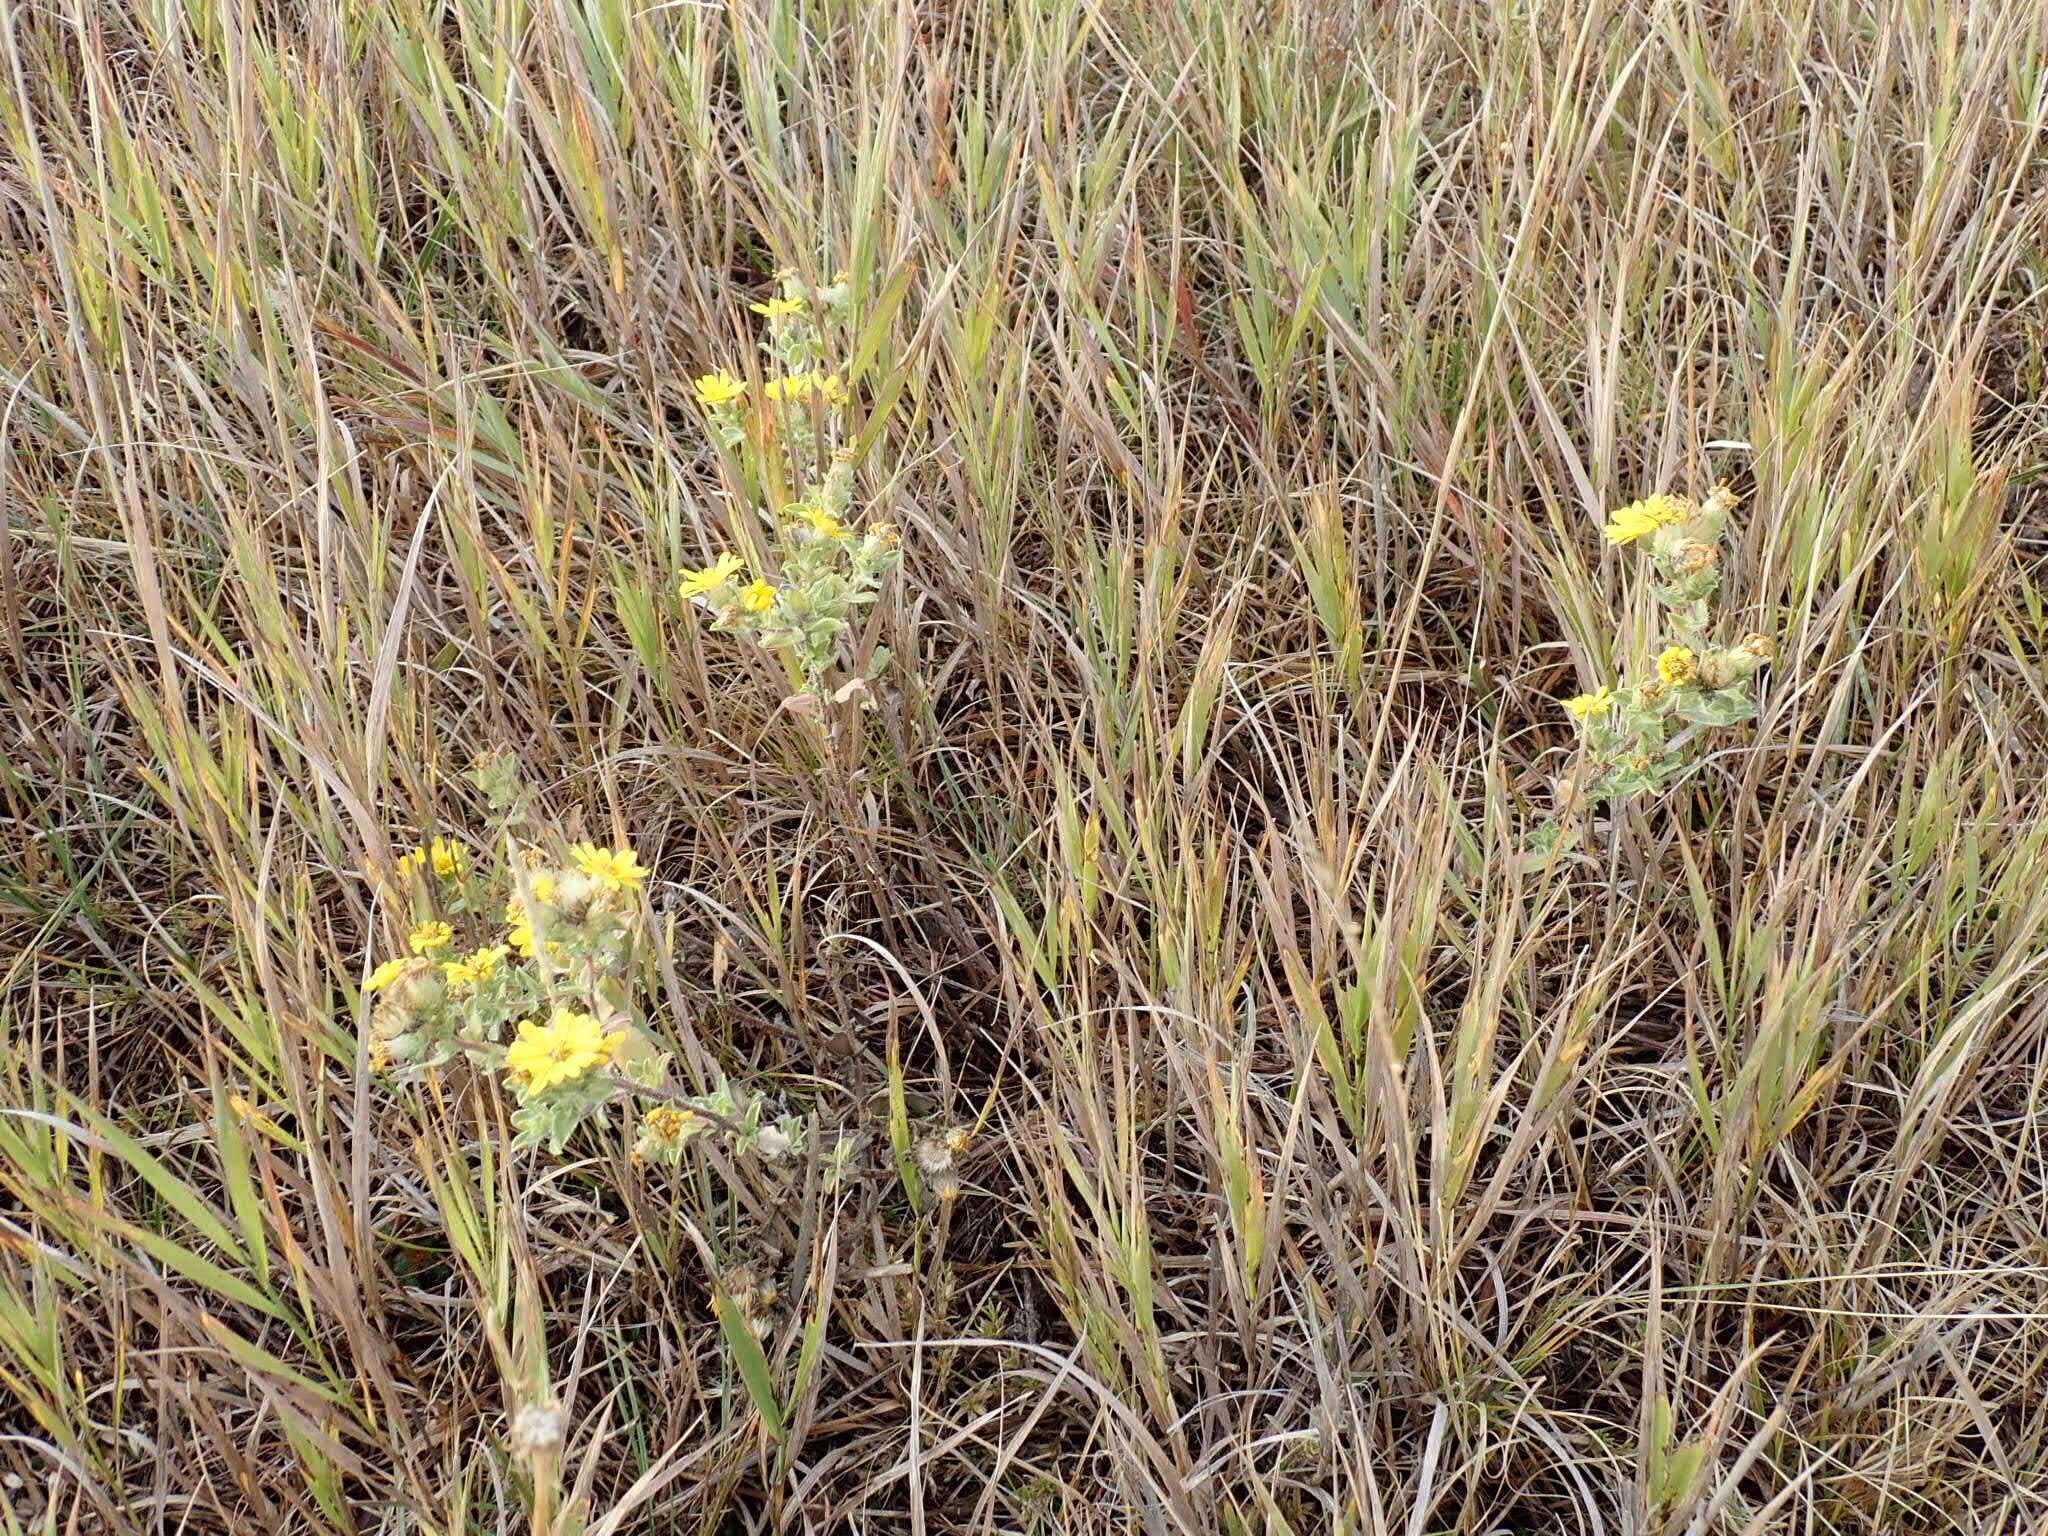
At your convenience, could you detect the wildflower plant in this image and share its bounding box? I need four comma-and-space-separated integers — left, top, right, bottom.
365, 829, 808, 1161
679, 271, 901, 700
1554, 484, 1773, 822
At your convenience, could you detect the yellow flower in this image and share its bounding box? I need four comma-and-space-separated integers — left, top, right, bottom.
1656, 645, 1699, 687
365, 957, 410, 991
504, 902, 561, 960
395, 836, 466, 880
443, 943, 509, 990
749, 295, 805, 320
738, 579, 776, 614
1562, 687, 1615, 720
1603, 493, 1692, 545
644, 1105, 696, 1141
793, 504, 848, 539
762, 371, 844, 405
568, 842, 651, 894
530, 873, 558, 904
502, 1009, 625, 1096
678, 553, 745, 599
693, 370, 746, 406
407, 920, 454, 955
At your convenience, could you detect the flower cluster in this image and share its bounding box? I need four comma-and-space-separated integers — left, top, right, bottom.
362, 836, 663, 1150
1560, 485, 1772, 809
680, 271, 901, 696
362, 825, 828, 1170
396, 836, 468, 881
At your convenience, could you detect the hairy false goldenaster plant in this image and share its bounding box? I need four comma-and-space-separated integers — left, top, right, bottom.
362, 818, 809, 1161
1543, 484, 1773, 846
678, 271, 901, 705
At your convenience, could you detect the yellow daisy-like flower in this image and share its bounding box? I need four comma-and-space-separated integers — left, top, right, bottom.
693, 371, 746, 406
1656, 645, 1699, 687
1562, 686, 1615, 720
529, 873, 558, 904
395, 836, 466, 880
678, 552, 745, 599
815, 372, 847, 406
793, 504, 848, 539
569, 842, 651, 894
762, 373, 815, 403
1603, 493, 1692, 545
502, 1009, 625, 1096
364, 957, 410, 991
443, 943, 509, 990
407, 920, 454, 955
749, 295, 806, 320
738, 579, 777, 614
503, 900, 561, 960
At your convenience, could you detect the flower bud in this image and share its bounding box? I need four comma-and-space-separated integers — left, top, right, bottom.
1671, 540, 1719, 575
